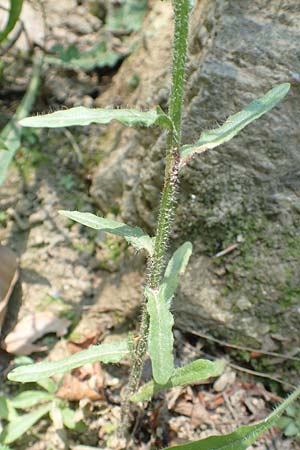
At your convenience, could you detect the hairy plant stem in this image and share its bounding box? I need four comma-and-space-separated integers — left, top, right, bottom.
119, 0, 190, 440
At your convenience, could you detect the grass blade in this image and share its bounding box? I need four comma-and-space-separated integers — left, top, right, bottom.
7, 340, 129, 383
146, 286, 174, 385
131, 358, 225, 402
0, 60, 41, 186
19, 106, 172, 130
59, 210, 155, 256
163, 386, 300, 449
180, 83, 290, 166
0, 0, 23, 44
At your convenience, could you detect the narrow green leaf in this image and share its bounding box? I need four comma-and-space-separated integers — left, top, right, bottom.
131, 358, 225, 402
7, 340, 129, 383
36, 378, 58, 394
0, 398, 9, 420
59, 210, 154, 256
146, 286, 174, 385
0, 0, 23, 44
10, 391, 53, 410
161, 242, 192, 302
19, 106, 172, 130
0, 403, 51, 445
180, 83, 290, 166
0, 60, 41, 187
163, 386, 300, 450
0, 398, 17, 422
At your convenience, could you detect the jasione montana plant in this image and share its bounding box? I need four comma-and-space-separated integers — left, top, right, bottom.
6, 0, 300, 448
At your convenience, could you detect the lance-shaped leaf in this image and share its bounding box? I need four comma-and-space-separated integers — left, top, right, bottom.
161, 242, 192, 302
0, 61, 41, 186
0, 403, 51, 445
10, 391, 53, 410
163, 385, 300, 450
146, 286, 174, 385
180, 83, 290, 166
131, 358, 225, 402
7, 340, 129, 383
0, 0, 23, 44
59, 210, 154, 256
19, 106, 173, 130
145, 244, 193, 385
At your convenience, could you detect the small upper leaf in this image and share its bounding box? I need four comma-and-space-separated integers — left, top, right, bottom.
163, 385, 300, 450
180, 83, 290, 166
161, 242, 193, 302
59, 210, 154, 256
146, 286, 174, 385
19, 106, 173, 130
7, 340, 129, 383
131, 358, 225, 402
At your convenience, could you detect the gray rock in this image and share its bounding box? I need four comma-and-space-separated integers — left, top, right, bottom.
91, 0, 300, 356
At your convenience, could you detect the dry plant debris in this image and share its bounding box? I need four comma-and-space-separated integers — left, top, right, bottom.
2, 311, 70, 355
0, 245, 18, 335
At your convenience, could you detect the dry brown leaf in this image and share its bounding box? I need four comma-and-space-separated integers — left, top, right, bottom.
2, 311, 71, 355
173, 399, 194, 417
190, 402, 212, 427
166, 386, 187, 410
173, 398, 213, 427
56, 372, 104, 401
56, 360, 105, 401
0, 246, 18, 335
213, 370, 236, 392
73, 361, 105, 386
66, 333, 99, 354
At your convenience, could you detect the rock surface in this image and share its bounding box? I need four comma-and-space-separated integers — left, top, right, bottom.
91, 1, 300, 357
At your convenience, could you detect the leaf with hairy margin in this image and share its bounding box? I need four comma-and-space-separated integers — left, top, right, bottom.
146, 286, 174, 385
163, 386, 300, 449
145, 243, 192, 384
131, 358, 225, 402
7, 340, 129, 383
180, 83, 290, 166
59, 210, 154, 256
19, 106, 173, 130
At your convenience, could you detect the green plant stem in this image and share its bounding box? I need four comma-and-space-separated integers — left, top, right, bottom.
119, 0, 190, 439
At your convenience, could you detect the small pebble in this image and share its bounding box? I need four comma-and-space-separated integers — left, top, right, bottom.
213, 370, 236, 392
